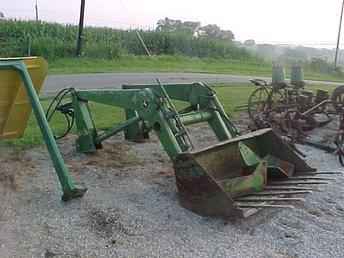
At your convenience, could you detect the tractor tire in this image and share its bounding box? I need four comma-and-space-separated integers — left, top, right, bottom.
247, 87, 270, 128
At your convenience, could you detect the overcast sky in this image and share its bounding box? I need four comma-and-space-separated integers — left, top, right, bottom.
2, 0, 343, 48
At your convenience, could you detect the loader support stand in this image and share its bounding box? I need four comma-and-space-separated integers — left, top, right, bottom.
73, 95, 99, 153
3, 61, 87, 201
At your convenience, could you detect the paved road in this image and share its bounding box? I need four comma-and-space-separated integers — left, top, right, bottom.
43, 72, 344, 94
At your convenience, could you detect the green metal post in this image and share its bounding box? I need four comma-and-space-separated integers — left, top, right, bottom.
122, 85, 149, 141
272, 65, 285, 85
12, 62, 87, 201
290, 65, 305, 88
73, 95, 99, 153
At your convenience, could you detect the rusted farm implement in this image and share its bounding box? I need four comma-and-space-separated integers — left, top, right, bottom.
244, 65, 344, 165
0, 57, 341, 219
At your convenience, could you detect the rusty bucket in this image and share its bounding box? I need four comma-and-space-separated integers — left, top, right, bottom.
173, 128, 316, 218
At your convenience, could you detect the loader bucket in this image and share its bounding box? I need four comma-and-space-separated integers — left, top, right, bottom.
0, 57, 47, 139
173, 128, 315, 218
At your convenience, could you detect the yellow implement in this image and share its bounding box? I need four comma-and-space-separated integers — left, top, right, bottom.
0, 57, 47, 139
0, 57, 86, 200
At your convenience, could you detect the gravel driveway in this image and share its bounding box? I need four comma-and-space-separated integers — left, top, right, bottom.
0, 123, 343, 258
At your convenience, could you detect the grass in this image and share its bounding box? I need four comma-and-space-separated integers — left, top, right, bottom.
48, 55, 344, 83
1, 83, 338, 149
49, 55, 271, 76
49, 56, 344, 82
1, 101, 123, 148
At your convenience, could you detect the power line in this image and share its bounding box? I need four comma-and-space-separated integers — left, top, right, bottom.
335, 0, 344, 68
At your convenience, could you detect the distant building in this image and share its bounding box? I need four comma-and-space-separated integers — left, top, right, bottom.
0, 12, 4, 19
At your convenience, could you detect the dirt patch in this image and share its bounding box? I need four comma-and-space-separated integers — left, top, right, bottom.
0, 149, 36, 191
68, 143, 141, 171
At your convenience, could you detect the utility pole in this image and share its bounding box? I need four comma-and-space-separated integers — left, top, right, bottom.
335, 0, 344, 69
76, 0, 86, 57
35, 0, 39, 21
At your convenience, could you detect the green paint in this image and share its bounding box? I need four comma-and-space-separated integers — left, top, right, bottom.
239, 142, 261, 167
222, 160, 267, 197
0, 60, 86, 201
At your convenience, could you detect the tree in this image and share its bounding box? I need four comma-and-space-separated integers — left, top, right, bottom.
0, 12, 4, 19
155, 18, 234, 41
219, 30, 235, 41
198, 24, 234, 41
182, 21, 201, 33
156, 17, 200, 35
157, 17, 182, 32
200, 24, 221, 38
244, 39, 256, 46
309, 58, 332, 73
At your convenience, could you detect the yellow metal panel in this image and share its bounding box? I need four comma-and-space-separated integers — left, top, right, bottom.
0, 57, 48, 139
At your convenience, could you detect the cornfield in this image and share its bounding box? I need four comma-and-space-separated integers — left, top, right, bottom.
0, 20, 257, 61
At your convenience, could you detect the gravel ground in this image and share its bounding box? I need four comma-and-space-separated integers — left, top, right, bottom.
0, 122, 344, 258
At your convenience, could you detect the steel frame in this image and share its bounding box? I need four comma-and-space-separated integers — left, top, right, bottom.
0, 60, 86, 201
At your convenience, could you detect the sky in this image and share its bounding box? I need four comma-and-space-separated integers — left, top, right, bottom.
2, 0, 344, 48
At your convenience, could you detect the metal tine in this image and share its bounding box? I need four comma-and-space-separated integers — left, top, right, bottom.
235, 197, 304, 202
285, 176, 335, 181
264, 186, 314, 191
269, 181, 329, 186
298, 171, 343, 175
314, 171, 344, 174
247, 190, 312, 196
236, 203, 294, 209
